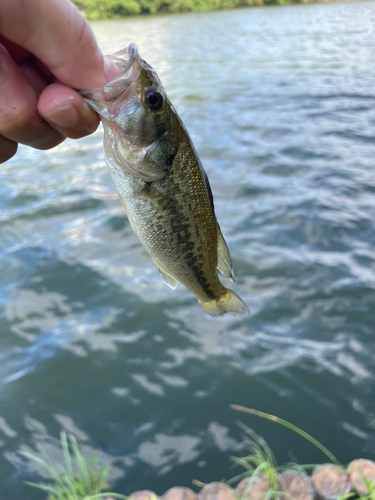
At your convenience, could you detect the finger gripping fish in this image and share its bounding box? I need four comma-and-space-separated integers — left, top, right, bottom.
81, 44, 248, 316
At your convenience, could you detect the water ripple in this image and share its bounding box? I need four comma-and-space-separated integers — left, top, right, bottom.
2, 3, 375, 498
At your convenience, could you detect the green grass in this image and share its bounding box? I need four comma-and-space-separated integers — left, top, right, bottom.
228, 422, 280, 490
231, 405, 341, 466
230, 405, 375, 500
22, 409, 375, 500
354, 471, 375, 500
21, 432, 128, 500
227, 420, 314, 500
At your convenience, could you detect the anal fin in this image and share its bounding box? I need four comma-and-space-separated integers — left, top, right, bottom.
157, 265, 179, 290
217, 225, 236, 283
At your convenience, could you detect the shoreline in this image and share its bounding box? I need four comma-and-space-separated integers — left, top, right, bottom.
73, 0, 372, 20
106, 459, 375, 500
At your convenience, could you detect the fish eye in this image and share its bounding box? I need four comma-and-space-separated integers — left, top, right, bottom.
144, 88, 164, 111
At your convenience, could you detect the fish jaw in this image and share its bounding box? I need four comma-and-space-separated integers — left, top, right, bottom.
78, 44, 141, 121
79, 44, 167, 182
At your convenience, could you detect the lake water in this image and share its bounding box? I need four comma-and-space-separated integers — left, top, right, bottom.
1, 2, 375, 497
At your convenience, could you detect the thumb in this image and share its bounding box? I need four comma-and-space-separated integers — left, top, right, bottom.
0, 0, 119, 89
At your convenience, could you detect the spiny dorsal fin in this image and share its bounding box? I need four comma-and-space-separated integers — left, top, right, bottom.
157, 265, 179, 290
217, 225, 235, 283
201, 169, 235, 283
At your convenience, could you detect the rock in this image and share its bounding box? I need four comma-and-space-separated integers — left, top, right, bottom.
129, 490, 159, 500
163, 487, 197, 500
198, 482, 236, 500
235, 476, 270, 499
348, 459, 375, 495
312, 464, 350, 500
279, 470, 313, 500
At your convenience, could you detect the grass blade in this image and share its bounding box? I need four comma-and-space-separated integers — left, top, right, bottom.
20, 451, 67, 489
86, 493, 128, 499
61, 431, 74, 477
24, 481, 58, 494
227, 469, 256, 485
230, 455, 256, 472
231, 405, 341, 466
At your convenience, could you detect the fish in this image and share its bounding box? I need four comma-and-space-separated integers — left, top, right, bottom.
80, 44, 248, 316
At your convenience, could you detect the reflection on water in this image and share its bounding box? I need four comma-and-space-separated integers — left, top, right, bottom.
1, 2, 375, 498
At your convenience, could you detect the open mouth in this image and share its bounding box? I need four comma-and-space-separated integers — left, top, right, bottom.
78, 43, 142, 118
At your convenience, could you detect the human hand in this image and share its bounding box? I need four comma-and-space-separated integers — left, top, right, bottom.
0, 0, 120, 163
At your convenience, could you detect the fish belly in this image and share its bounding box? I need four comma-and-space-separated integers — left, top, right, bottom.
105, 145, 248, 316
108, 156, 221, 300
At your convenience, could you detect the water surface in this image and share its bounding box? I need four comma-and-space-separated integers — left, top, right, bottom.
1, 2, 375, 497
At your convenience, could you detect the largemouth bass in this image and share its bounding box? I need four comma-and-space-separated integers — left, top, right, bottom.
81, 44, 247, 316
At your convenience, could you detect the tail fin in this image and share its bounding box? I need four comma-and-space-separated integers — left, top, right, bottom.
199, 289, 249, 317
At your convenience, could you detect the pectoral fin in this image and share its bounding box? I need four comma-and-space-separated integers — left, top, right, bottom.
157, 265, 179, 290
118, 195, 135, 231
217, 225, 235, 283
135, 183, 174, 214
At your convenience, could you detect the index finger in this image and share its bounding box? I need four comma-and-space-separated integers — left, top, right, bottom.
0, 0, 118, 89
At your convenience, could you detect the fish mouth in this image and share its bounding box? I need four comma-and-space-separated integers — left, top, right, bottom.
78, 43, 141, 117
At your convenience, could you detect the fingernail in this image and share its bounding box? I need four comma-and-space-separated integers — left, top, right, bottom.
0, 42, 8, 57
104, 57, 121, 82
43, 104, 80, 128
0, 43, 10, 78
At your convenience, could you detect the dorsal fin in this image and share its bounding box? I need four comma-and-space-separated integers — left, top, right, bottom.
200, 168, 235, 283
